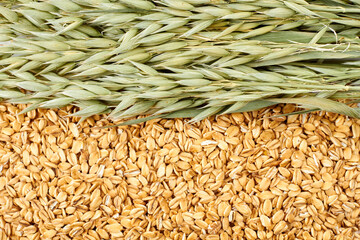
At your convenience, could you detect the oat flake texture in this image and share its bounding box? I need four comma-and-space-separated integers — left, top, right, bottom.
0, 103, 360, 240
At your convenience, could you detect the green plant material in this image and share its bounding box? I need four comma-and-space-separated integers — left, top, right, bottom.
0, 0, 360, 124
40, 98, 75, 108
68, 104, 108, 117
17, 101, 43, 115
269, 97, 360, 118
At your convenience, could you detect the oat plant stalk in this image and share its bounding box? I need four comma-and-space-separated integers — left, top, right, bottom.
1, 0, 360, 124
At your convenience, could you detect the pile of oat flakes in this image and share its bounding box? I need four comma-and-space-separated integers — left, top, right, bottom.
0, 103, 359, 240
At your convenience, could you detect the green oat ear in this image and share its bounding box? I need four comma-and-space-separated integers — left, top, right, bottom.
222, 101, 248, 114
48, 0, 82, 12
180, 19, 213, 37
106, 114, 165, 127
17, 101, 43, 115
189, 106, 224, 123
231, 100, 278, 114
0, 90, 25, 99
153, 99, 193, 115
2, 0, 360, 123
0, 6, 18, 22
267, 109, 318, 119
130, 61, 158, 75
109, 96, 136, 117
40, 98, 75, 108
68, 104, 108, 117
269, 97, 360, 119
117, 101, 156, 119
164, 108, 202, 119
62, 89, 96, 100
16, 81, 50, 92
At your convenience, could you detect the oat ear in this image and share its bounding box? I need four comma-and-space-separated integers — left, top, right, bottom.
1, 0, 360, 123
